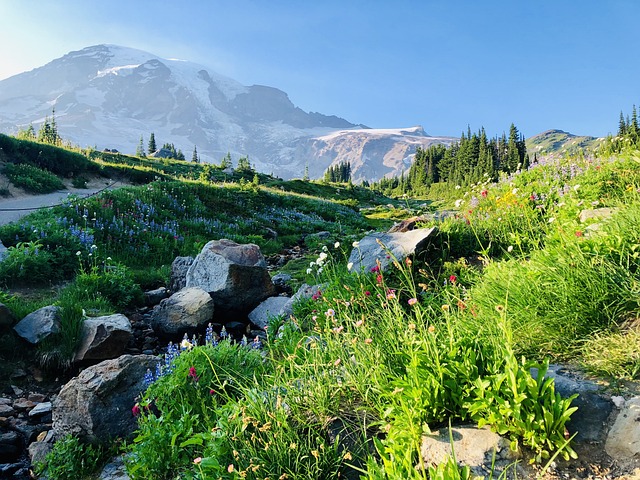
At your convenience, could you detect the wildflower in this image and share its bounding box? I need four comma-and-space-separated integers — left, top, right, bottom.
573, 184, 580, 192
143, 368, 154, 387
454, 199, 463, 208
441, 304, 450, 311
507, 245, 514, 253
210, 389, 216, 395
132, 404, 141, 416
317, 267, 323, 274
355, 319, 364, 327
364, 338, 373, 344
306, 268, 313, 274
322, 246, 328, 252
352, 241, 360, 248
512, 188, 518, 195
90, 244, 97, 250
333, 358, 342, 366
495, 305, 505, 313
370, 265, 380, 273
76, 251, 81, 256
364, 290, 371, 296
408, 323, 416, 330
343, 451, 353, 461
333, 325, 344, 334
334, 241, 340, 248
428, 325, 436, 333
408, 298, 418, 306
481, 190, 488, 198
194, 457, 202, 465
310, 261, 316, 268
449, 274, 457, 284
220, 326, 229, 340
228, 464, 235, 473
347, 262, 353, 271
405, 257, 412, 266
548, 217, 555, 223
325, 308, 335, 317
376, 274, 383, 284
252, 336, 263, 349
575, 230, 583, 237
386, 290, 396, 300
240, 335, 248, 346
189, 366, 198, 379
106, 256, 112, 261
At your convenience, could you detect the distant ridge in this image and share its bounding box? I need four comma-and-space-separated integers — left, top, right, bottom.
526, 129, 603, 156
0, 44, 455, 181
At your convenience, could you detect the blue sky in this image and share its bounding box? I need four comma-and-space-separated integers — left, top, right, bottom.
1, 0, 638, 138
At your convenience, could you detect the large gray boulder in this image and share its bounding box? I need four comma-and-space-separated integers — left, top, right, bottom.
13, 306, 61, 344
348, 228, 436, 274
74, 314, 133, 362
185, 239, 276, 314
52, 354, 159, 443
169, 256, 194, 293
150, 287, 214, 336
248, 296, 292, 329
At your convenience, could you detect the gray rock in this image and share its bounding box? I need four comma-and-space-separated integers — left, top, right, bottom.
13, 306, 61, 344
579, 207, 617, 223
74, 314, 133, 362
28, 402, 52, 417
0, 241, 7, 262
420, 425, 516, 477
0, 431, 20, 462
28, 441, 52, 466
99, 455, 130, 480
0, 303, 15, 330
348, 228, 436, 274
537, 364, 613, 442
272, 273, 292, 293
150, 287, 214, 336
281, 283, 325, 318
169, 256, 194, 293
144, 287, 169, 307
605, 396, 640, 462
248, 296, 291, 329
52, 354, 160, 443
0, 404, 14, 416
185, 239, 276, 315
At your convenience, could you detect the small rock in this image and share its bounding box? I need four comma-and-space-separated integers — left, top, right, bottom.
27, 393, 46, 403
0, 405, 14, 417
0, 399, 10, 406
144, 287, 169, 307
605, 396, 640, 462
612, 395, 626, 409
99, 455, 130, 480
13, 305, 61, 344
0, 303, 15, 329
12, 399, 35, 411
10, 386, 22, 397
0, 431, 21, 462
28, 402, 52, 417
28, 441, 52, 466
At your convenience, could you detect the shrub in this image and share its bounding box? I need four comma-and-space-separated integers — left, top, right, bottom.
3, 162, 65, 193
0, 240, 58, 286
35, 434, 109, 480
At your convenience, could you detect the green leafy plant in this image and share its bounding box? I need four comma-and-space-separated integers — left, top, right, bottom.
3, 162, 65, 193
35, 434, 109, 480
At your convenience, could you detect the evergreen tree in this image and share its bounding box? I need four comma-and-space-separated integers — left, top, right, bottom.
148, 133, 157, 154
618, 111, 628, 136
237, 156, 252, 172
303, 164, 310, 181
192, 146, 199, 163
220, 152, 233, 169
136, 135, 146, 157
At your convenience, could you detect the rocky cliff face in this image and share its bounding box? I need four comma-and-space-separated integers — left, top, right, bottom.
0, 45, 455, 180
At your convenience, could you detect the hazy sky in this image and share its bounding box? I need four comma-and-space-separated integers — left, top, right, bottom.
1, 0, 638, 138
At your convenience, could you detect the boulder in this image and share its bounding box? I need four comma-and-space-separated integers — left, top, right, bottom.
150, 287, 214, 336
185, 239, 276, 315
579, 207, 617, 223
348, 228, 436, 274
99, 455, 130, 480
13, 306, 61, 344
28, 441, 53, 466
144, 287, 169, 307
169, 256, 194, 293
28, 402, 52, 418
74, 314, 133, 362
605, 396, 640, 462
52, 354, 160, 443
0, 303, 15, 330
248, 296, 292, 329
420, 425, 516, 477
538, 364, 613, 442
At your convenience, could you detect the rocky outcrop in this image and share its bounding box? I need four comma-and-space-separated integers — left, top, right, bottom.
13, 306, 61, 344
143, 287, 169, 307
605, 396, 640, 464
150, 287, 214, 336
52, 354, 160, 443
185, 239, 276, 315
74, 314, 133, 362
348, 228, 436, 274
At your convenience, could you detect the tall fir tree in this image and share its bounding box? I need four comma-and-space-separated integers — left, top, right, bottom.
192, 145, 199, 163
148, 133, 156, 154
136, 135, 146, 157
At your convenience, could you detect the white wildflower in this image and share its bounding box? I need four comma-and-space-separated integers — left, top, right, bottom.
76, 251, 81, 256
454, 199, 463, 208
334, 241, 340, 249
347, 262, 353, 271
306, 268, 313, 275
548, 217, 555, 223
573, 184, 580, 192
512, 188, 518, 195
352, 241, 360, 248
507, 245, 513, 253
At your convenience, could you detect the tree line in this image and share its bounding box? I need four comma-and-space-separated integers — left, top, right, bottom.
373, 123, 529, 195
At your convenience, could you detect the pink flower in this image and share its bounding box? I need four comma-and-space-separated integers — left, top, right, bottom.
408, 298, 418, 306
376, 274, 383, 284
364, 290, 371, 296
449, 275, 457, 284
370, 265, 380, 273
210, 389, 216, 395
188, 367, 199, 381
575, 230, 583, 237
481, 190, 488, 198
132, 404, 141, 417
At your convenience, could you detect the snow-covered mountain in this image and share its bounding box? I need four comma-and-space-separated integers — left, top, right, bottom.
0, 44, 454, 180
